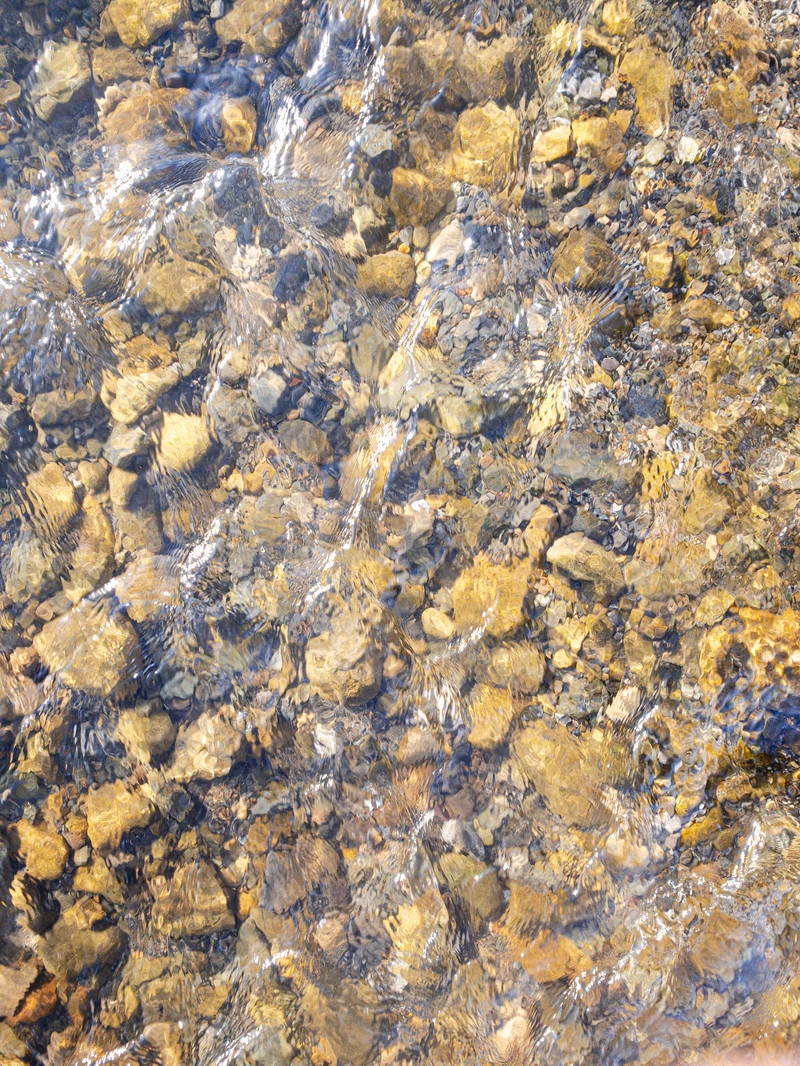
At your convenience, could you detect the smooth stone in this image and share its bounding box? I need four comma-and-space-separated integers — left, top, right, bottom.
389, 167, 450, 227
117, 705, 177, 764
451, 555, 530, 638
215, 0, 301, 56
90, 46, 148, 87
0, 959, 39, 1020
63, 494, 116, 605
33, 601, 142, 700
29, 40, 91, 122
278, 418, 333, 464
305, 610, 382, 705
468, 683, 517, 750
487, 642, 545, 694
106, 0, 186, 47
357, 251, 416, 299
551, 226, 620, 289
546, 532, 625, 599
449, 102, 520, 188
250, 368, 288, 415
139, 255, 219, 316
38, 898, 126, 981
618, 35, 676, 136
110, 366, 181, 425
157, 412, 212, 472
85, 779, 155, 851
73, 858, 125, 905
14, 821, 69, 881
169, 709, 242, 782
104, 422, 149, 468
220, 97, 257, 153
150, 860, 235, 938
25, 462, 78, 535
437, 852, 504, 921
707, 73, 757, 126
421, 606, 456, 641
30, 386, 95, 427
532, 125, 574, 163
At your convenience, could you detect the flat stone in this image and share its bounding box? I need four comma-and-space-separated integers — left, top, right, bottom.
305, 609, 382, 705
33, 601, 142, 700
84, 779, 155, 851
546, 532, 625, 599
106, 0, 186, 47
449, 102, 519, 188
389, 167, 450, 227
73, 857, 125, 905
25, 462, 78, 536
451, 555, 530, 638
618, 36, 676, 136
38, 898, 126, 981
220, 97, 257, 154
487, 642, 545, 694
169, 709, 242, 782
421, 606, 456, 641
157, 412, 212, 472
139, 255, 219, 316
29, 40, 91, 121
571, 115, 626, 170
278, 418, 333, 464
14, 820, 69, 881
520, 929, 592, 983
438, 852, 504, 921
110, 366, 181, 425
512, 720, 597, 825
551, 226, 620, 289
532, 125, 573, 163
150, 860, 235, 938
706, 1, 769, 86
215, 0, 301, 56
63, 494, 116, 605
357, 251, 416, 299
468, 683, 517, 750
0, 959, 38, 1020
90, 46, 148, 87
117, 705, 177, 764
707, 73, 757, 126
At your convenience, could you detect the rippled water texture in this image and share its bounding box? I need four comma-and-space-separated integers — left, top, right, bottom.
1, 0, 800, 1063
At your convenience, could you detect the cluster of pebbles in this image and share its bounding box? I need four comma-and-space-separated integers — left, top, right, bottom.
0, 0, 799, 1063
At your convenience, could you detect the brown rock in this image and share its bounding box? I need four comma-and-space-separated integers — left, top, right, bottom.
644, 241, 675, 288
25, 462, 79, 537
220, 97, 257, 154
169, 708, 241, 782
571, 116, 626, 171
38, 898, 126, 981
139, 255, 219, 316
551, 227, 620, 289
520, 929, 592, 982
73, 858, 125, 905
357, 251, 416, 299
305, 609, 382, 704
618, 36, 676, 136
29, 40, 91, 122
157, 412, 213, 472
468, 683, 517, 750
99, 84, 189, 145
150, 860, 235, 938
63, 494, 115, 605
706, 1, 769, 86
14, 821, 69, 882
278, 419, 333, 464
438, 852, 504, 921
451, 555, 530, 638
512, 720, 598, 824
33, 601, 142, 700
0, 959, 39, 1020
85, 779, 155, 851
389, 167, 450, 227
546, 532, 625, 599
707, 73, 757, 126
532, 125, 574, 163
450, 102, 519, 188
110, 365, 181, 425
215, 0, 301, 57
90, 46, 148, 87
106, 0, 186, 47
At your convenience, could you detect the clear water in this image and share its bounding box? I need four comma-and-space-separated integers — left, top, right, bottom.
0, 1, 799, 1064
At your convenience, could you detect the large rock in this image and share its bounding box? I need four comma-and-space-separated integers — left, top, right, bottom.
157, 412, 213, 472
512, 720, 597, 825
546, 532, 625, 600
451, 555, 530, 638
110, 365, 181, 425
357, 251, 416, 299
150, 860, 235, 938
85, 779, 155, 851
277, 419, 333, 464
38, 898, 126, 981
29, 40, 91, 121
106, 0, 186, 47
215, 0, 301, 56
63, 494, 116, 605
706, 1, 769, 85
389, 168, 450, 227
33, 601, 142, 699
449, 102, 519, 188
305, 609, 382, 704
551, 227, 620, 289
169, 709, 242, 782
618, 36, 676, 136
14, 821, 69, 881
139, 255, 219, 316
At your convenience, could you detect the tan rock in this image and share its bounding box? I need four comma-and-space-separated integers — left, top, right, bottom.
278, 419, 333, 464
306, 609, 382, 704
357, 251, 416, 298
468, 683, 517, 750
532, 124, 573, 163
99, 84, 190, 145
0, 959, 39, 1021
571, 115, 626, 170
522, 504, 559, 565
220, 97, 257, 154
449, 102, 519, 188
487, 642, 545, 694
33, 601, 142, 700
618, 36, 676, 136
85, 779, 155, 851
157, 412, 212, 472
520, 929, 592, 982
14, 820, 69, 881
699, 607, 800, 694
644, 241, 674, 288
73, 857, 125, 905
117, 705, 176, 764
438, 852, 504, 921
546, 532, 625, 599
602, 0, 635, 36
706, 1, 769, 86
150, 860, 235, 938
106, 0, 186, 47
451, 555, 530, 638
29, 40, 91, 121
139, 255, 219, 316
169, 709, 241, 782
90, 46, 148, 87
512, 720, 597, 824
38, 898, 126, 981
63, 494, 115, 605
551, 227, 620, 289
389, 167, 450, 226
110, 365, 181, 425
25, 462, 79, 536
707, 73, 756, 126
421, 606, 456, 641
215, 0, 301, 57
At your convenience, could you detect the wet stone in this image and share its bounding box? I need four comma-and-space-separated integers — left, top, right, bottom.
13, 820, 69, 882
29, 40, 91, 122
449, 102, 520, 188
150, 859, 235, 938
84, 779, 155, 852
617, 36, 676, 137
38, 898, 126, 981
157, 412, 213, 472
305, 609, 383, 704
215, 0, 301, 57
546, 532, 625, 600
357, 251, 416, 299
389, 167, 451, 227
106, 0, 186, 47
451, 555, 530, 638
169, 708, 242, 782
278, 418, 333, 464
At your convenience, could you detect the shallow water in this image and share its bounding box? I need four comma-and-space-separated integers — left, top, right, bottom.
0, 0, 799, 1063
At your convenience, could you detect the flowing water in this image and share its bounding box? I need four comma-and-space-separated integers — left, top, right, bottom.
1, 0, 800, 1063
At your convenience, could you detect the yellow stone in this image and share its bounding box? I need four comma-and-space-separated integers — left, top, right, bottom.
14, 820, 69, 881
707, 74, 756, 127
468, 683, 517, 750
157, 412, 212, 472
449, 102, 520, 189
618, 36, 676, 136
644, 241, 674, 288
451, 554, 530, 638
106, 0, 186, 47
532, 125, 573, 163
